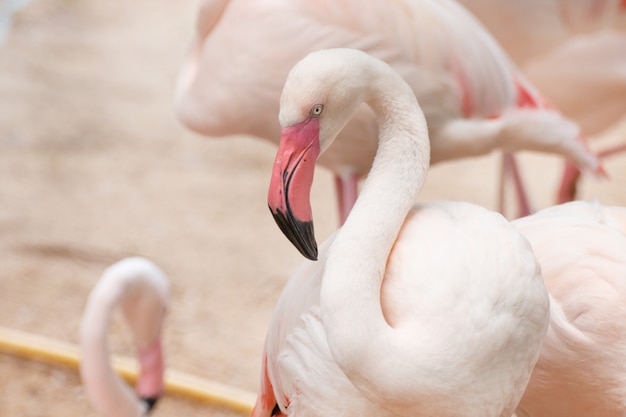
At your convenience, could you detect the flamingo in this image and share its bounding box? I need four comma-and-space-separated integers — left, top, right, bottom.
80, 257, 169, 417
523, 31, 626, 203
456, 0, 626, 203
175, 0, 600, 222
253, 48, 550, 417
511, 201, 626, 417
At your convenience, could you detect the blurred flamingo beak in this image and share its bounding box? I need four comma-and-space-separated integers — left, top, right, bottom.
268, 117, 320, 260
136, 338, 164, 410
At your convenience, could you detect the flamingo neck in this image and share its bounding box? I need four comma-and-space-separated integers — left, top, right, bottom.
80, 285, 146, 416
81, 283, 123, 377
319, 62, 430, 398
80, 260, 167, 417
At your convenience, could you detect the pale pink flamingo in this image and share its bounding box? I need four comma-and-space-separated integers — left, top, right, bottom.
511, 201, 626, 417
523, 31, 626, 203
80, 257, 168, 417
253, 48, 550, 417
175, 0, 600, 221
456, 0, 626, 203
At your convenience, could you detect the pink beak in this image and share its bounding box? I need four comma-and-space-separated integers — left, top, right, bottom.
267, 117, 321, 260
135, 338, 164, 411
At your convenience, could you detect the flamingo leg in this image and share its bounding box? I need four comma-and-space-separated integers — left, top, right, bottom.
498, 152, 509, 215
498, 150, 509, 214
334, 173, 359, 225
499, 152, 533, 218
557, 160, 581, 204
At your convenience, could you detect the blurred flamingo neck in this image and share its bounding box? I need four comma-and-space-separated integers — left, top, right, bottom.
320, 52, 430, 398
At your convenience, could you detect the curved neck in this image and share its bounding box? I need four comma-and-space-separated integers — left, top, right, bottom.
319, 61, 430, 397
80, 285, 146, 417
80, 258, 168, 416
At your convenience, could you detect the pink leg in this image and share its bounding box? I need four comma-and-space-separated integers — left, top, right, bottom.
557, 160, 581, 204
498, 153, 509, 216
500, 152, 533, 218
334, 173, 359, 225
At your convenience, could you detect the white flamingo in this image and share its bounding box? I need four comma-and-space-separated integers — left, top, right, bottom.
80, 257, 169, 417
175, 0, 600, 222
512, 201, 626, 417
253, 48, 550, 417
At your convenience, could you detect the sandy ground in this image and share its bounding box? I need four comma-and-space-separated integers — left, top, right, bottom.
0, 1, 625, 416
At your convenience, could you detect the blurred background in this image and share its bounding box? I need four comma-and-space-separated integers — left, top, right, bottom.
0, 0, 624, 416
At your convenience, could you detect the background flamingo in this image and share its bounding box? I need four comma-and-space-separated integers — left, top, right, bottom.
80, 257, 169, 417
456, 0, 626, 202
511, 201, 626, 417
175, 0, 600, 221
254, 48, 550, 416
523, 31, 626, 202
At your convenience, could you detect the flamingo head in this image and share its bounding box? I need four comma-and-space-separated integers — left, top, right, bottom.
268, 49, 370, 260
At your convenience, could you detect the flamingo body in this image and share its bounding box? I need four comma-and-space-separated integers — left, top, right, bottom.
512, 201, 626, 417
258, 204, 550, 417
255, 48, 550, 417
80, 257, 169, 417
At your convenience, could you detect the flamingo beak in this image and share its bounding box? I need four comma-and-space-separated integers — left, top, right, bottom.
268, 117, 320, 260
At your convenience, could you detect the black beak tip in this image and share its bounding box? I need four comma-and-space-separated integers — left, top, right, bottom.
141, 396, 160, 413
269, 206, 318, 261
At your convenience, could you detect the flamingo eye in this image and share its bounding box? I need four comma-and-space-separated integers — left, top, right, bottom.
310, 104, 323, 117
